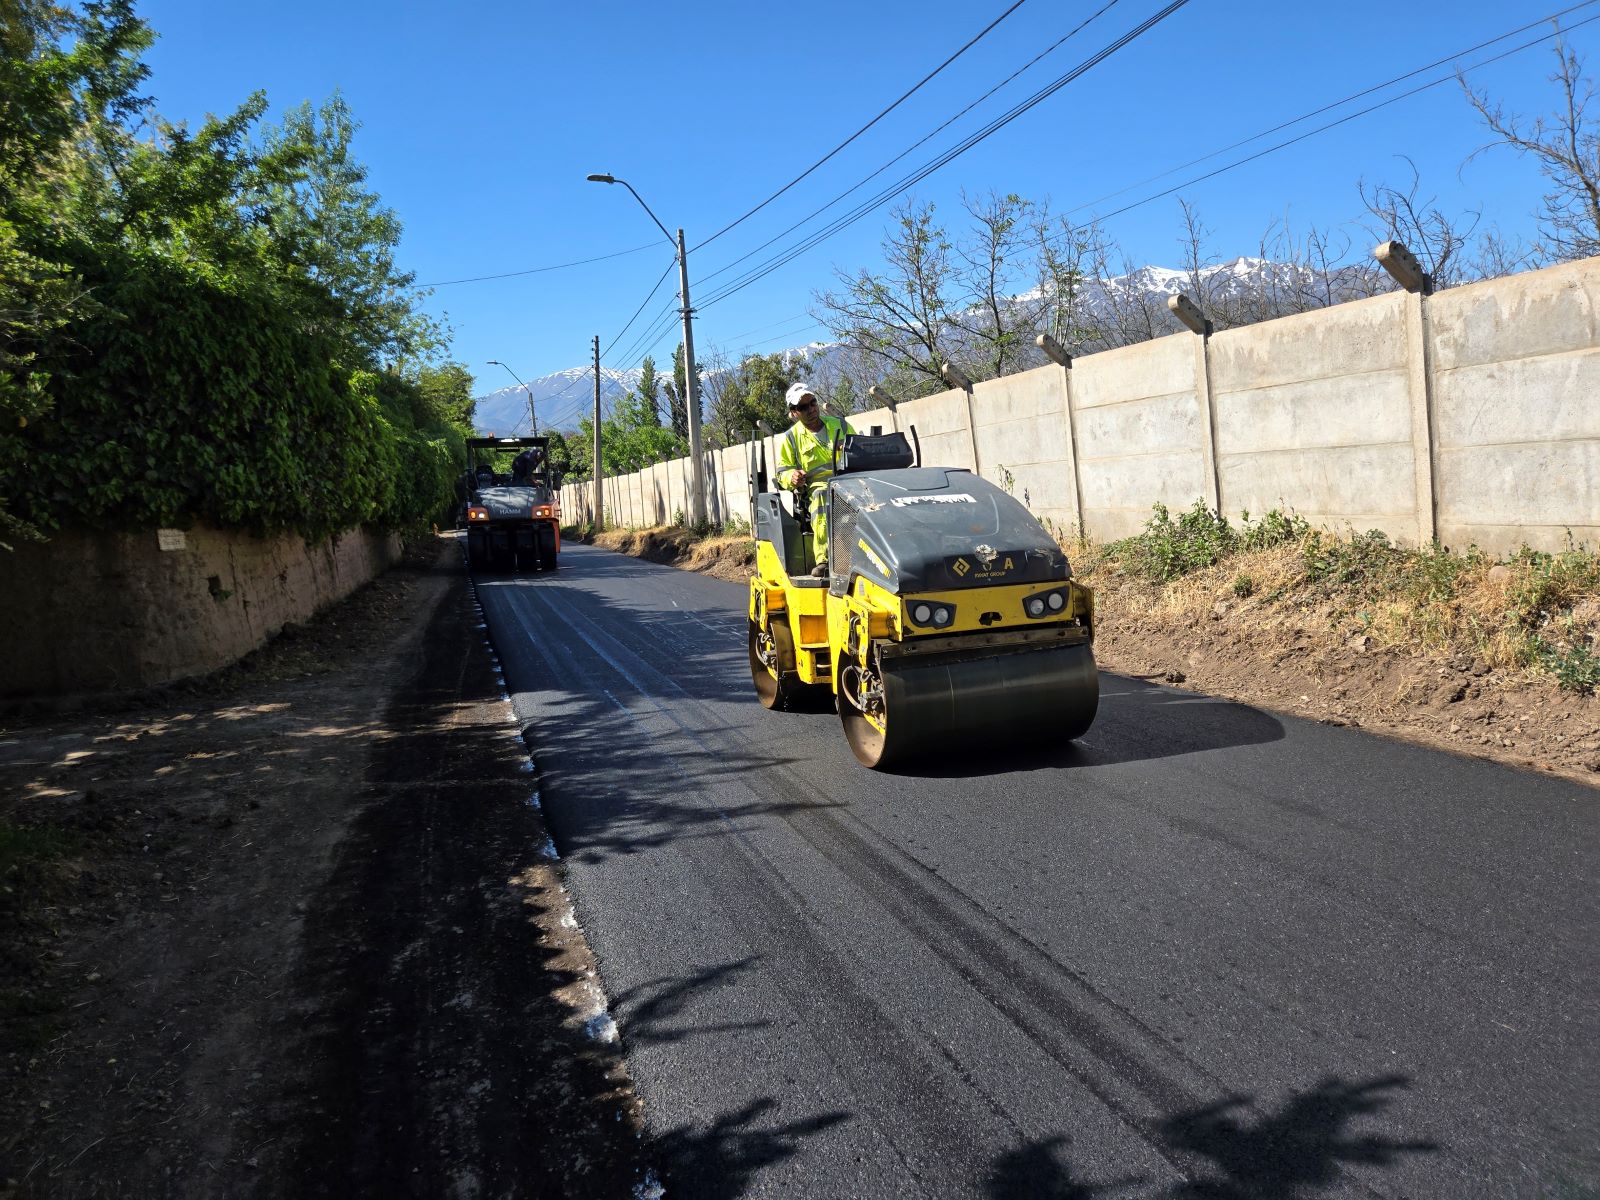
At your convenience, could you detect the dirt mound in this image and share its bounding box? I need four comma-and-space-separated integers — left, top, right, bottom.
591, 527, 755, 584
1093, 595, 1600, 786
1076, 531, 1600, 788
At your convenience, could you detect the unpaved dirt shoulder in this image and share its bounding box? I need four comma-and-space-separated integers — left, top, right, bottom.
1094, 597, 1600, 789
0, 536, 651, 1197
587, 529, 1600, 790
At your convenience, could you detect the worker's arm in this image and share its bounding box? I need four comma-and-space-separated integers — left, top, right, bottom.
776, 427, 805, 489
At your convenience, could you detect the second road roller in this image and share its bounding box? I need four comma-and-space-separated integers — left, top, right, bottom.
747, 425, 1098, 769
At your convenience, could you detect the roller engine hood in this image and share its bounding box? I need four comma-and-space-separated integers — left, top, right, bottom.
829, 468, 1069, 596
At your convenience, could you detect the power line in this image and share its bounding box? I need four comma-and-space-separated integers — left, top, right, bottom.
718, 311, 817, 344
695, 0, 1125, 292
601, 258, 679, 361
610, 300, 683, 372
740, 321, 829, 353
698, 0, 1192, 311
1095, 9, 1600, 223
420, 241, 657, 287
1072, 0, 1600, 217
693, 0, 1033, 252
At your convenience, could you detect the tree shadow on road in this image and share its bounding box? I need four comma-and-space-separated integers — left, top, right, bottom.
987, 1135, 1146, 1198
1159, 1073, 1438, 1199
654, 1097, 851, 1200
985, 1074, 1436, 1200
611, 957, 771, 1049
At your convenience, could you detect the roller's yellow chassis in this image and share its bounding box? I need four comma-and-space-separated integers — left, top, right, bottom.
748, 537, 1095, 738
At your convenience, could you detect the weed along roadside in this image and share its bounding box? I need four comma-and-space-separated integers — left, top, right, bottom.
581, 510, 1600, 787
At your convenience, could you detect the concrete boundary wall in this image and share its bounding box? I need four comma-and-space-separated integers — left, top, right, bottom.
0, 523, 401, 702
563, 257, 1599, 555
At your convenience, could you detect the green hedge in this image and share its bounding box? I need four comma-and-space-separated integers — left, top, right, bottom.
0, 242, 460, 541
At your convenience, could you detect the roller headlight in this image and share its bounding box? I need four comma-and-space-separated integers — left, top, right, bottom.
907, 601, 956, 629
1023, 587, 1070, 619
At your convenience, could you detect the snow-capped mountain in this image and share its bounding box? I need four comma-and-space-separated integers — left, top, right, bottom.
472, 366, 644, 436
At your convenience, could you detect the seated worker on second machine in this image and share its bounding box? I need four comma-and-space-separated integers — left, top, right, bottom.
776, 382, 854, 577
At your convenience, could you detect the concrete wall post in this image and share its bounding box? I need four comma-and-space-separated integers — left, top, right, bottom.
1194, 332, 1223, 515
1055, 362, 1086, 540
1404, 290, 1439, 546
962, 386, 981, 473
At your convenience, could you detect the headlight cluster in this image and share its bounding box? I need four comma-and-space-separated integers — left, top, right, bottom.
1022, 588, 1069, 619
467, 507, 490, 522
907, 601, 955, 629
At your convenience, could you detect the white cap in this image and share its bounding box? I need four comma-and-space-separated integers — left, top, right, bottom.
786, 381, 818, 409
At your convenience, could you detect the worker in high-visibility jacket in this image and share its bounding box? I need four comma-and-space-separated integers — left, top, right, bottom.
777, 381, 855, 577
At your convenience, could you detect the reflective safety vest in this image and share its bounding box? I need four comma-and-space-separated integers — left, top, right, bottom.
778, 415, 853, 488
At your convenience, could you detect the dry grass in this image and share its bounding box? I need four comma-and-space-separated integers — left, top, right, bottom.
1071, 504, 1600, 693
589, 526, 755, 583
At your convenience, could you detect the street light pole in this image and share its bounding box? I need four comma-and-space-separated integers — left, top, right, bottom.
486, 360, 537, 434
586, 172, 707, 527
592, 334, 603, 530
674, 226, 705, 528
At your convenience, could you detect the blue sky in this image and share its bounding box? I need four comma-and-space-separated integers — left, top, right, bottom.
139, 0, 1593, 426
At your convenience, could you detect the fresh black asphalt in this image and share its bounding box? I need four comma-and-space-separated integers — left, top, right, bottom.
476, 542, 1599, 1200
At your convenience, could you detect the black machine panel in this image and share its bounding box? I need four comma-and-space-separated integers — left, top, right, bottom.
830, 469, 1069, 594
837, 432, 915, 475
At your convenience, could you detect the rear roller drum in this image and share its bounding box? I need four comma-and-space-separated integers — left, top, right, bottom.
748, 619, 816, 711
840, 641, 1099, 770
537, 525, 558, 571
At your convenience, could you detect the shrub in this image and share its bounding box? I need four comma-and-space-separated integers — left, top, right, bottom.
1116, 501, 1237, 583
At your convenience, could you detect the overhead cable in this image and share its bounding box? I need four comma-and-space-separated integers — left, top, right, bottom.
698, 0, 1192, 310
695, 0, 1124, 291
1095, 10, 1600, 223
1072, 0, 1600, 216
420, 242, 657, 287
693, 0, 1033, 252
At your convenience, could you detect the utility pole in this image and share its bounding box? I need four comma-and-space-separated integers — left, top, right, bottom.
527, 385, 538, 435
592, 335, 603, 529
677, 228, 706, 527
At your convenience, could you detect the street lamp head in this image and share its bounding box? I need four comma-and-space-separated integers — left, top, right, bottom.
486, 359, 503, 366
586, 173, 616, 184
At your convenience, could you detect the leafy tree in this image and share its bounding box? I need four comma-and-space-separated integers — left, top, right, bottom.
0, 1, 465, 543
253, 93, 444, 364
543, 429, 574, 475
948, 191, 1038, 380
415, 362, 475, 432
813, 199, 954, 400
634, 355, 662, 426
660, 342, 703, 440
707, 352, 804, 443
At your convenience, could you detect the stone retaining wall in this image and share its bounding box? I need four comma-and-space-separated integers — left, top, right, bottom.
0, 524, 401, 703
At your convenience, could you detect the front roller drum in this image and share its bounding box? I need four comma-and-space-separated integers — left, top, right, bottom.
841, 641, 1098, 770
749, 618, 815, 711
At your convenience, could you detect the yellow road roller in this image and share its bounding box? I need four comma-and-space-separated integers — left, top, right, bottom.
747, 427, 1097, 769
